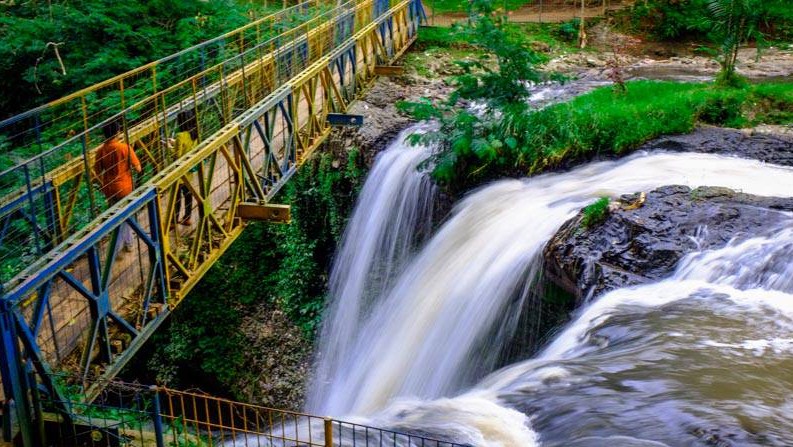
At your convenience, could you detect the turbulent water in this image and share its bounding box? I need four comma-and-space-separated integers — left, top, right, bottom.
307, 146, 793, 446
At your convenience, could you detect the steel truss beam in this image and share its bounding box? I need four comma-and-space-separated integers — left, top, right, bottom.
0, 1, 425, 445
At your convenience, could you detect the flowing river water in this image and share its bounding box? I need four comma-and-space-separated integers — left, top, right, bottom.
305, 123, 793, 445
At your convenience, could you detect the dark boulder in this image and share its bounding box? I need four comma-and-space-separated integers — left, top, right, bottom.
544, 185, 793, 303
639, 126, 793, 167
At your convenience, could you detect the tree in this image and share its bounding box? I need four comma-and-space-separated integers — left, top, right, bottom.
0, 0, 273, 119
706, 0, 763, 85
398, 0, 545, 187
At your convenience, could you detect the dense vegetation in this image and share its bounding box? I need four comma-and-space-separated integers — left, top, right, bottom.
0, 0, 281, 119
124, 148, 364, 406
624, 0, 793, 43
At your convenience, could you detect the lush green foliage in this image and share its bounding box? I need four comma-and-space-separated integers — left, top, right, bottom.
447, 0, 544, 106
704, 0, 770, 84
405, 79, 793, 190
580, 197, 610, 229
125, 149, 364, 398
0, 0, 279, 118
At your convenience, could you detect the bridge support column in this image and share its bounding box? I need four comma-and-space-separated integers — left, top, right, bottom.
0, 298, 34, 447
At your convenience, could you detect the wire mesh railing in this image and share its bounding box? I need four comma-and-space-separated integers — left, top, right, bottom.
0, 0, 326, 165
35, 377, 468, 447
0, 0, 387, 285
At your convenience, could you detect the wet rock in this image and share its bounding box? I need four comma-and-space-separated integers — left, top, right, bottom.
544, 185, 793, 303
639, 125, 793, 167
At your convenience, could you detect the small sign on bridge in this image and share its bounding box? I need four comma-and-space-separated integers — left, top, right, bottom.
327, 113, 364, 127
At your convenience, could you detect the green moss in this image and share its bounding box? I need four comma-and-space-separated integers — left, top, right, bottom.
580, 197, 610, 229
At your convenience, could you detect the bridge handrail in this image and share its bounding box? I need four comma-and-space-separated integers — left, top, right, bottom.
0, 0, 322, 131
0, 0, 357, 181
39, 376, 468, 447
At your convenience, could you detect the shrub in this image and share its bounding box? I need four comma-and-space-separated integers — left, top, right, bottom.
556, 19, 581, 43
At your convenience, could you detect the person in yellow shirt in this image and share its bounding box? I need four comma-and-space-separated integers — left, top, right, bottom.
174, 110, 198, 225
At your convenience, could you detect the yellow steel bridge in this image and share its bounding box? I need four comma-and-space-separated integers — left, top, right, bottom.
0, 0, 425, 444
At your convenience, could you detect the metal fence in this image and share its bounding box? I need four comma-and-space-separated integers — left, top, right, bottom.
30, 378, 468, 447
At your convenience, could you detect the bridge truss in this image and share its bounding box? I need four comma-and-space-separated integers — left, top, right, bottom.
0, 0, 425, 444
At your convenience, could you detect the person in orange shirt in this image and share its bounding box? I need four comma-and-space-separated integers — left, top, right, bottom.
93, 119, 142, 252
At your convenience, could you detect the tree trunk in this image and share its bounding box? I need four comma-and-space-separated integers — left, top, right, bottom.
579, 0, 587, 49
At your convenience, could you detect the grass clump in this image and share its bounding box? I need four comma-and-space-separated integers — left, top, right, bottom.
416, 26, 469, 48
580, 197, 610, 229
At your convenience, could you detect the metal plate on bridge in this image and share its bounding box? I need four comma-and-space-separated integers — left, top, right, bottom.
374, 65, 404, 76
237, 203, 291, 223
327, 113, 364, 127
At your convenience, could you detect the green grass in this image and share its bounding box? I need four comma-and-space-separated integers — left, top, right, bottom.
416, 23, 580, 53
526, 81, 793, 170
416, 26, 468, 48
580, 197, 610, 229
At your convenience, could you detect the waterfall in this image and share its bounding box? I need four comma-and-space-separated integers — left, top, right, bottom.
308, 125, 437, 412
315, 151, 793, 415
310, 147, 793, 445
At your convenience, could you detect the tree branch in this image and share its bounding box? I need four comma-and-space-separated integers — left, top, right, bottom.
33, 41, 67, 95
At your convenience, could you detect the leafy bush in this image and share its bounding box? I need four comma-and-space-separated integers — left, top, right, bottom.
556, 19, 580, 43
622, 0, 792, 42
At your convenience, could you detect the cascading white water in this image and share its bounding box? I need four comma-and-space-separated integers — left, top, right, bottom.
308, 125, 437, 412
311, 149, 793, 445
476, 224, 793, 445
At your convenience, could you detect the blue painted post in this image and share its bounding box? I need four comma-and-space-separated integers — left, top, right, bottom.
21, 165, 42, 256
150, 386, 166, 447
33, 114, 43, 152
25, 365, 45, 446
0, 299, 34, 447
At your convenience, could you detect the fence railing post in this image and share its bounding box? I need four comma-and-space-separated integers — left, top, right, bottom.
324, 417, 334, 447
150, 386, 166, 447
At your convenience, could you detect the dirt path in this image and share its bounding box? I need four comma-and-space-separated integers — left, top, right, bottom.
425, 0, 634, 26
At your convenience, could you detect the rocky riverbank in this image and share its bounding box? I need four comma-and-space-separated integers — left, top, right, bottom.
543, 123, 793, 303
544, 185, 793, 302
